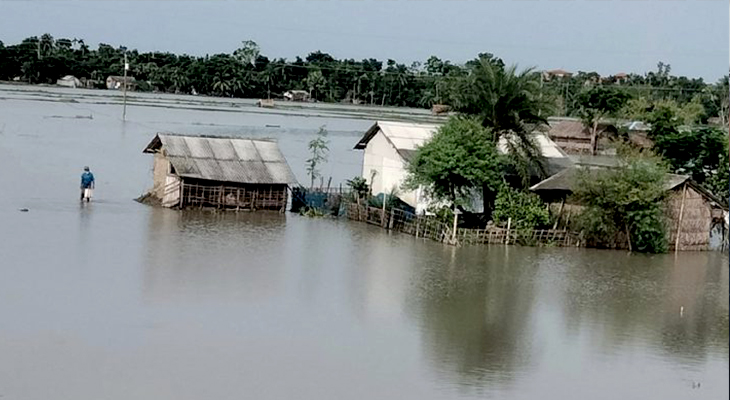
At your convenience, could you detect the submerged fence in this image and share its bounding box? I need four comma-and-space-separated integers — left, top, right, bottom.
345, 201, 582, 247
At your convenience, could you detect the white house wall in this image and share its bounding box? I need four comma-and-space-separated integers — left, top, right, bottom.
362, 131, 419, 208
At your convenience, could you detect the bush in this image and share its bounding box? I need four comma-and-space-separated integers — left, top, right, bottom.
492, 186, 551, 230
573, 149, 669, 253
346, 176, 369, 199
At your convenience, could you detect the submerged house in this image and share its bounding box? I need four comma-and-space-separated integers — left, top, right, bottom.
530, 166, 729, 251
142, 134, 297, 211
106, 75, 136, 90
353, 120, 571, 214
56, 75, 82, 88
283, 90, 310, 102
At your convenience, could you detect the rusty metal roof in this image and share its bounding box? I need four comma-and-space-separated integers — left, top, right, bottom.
143, 134, 298, 185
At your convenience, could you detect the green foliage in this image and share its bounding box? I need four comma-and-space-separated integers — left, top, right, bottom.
0, 36, 726, 123
426, 206, 455, 225
346, 176, 369, 199
447, 60, 551, 183
367, 187, 402, 210
706, 150, 729, 204
492, 186, 551, 230
305, 126, 329, 187
623, 98, 705, 126
299, 206, 326, 218
578, 86, 632, 121
404, 116, 503, 208
653, 126, 727, 185
573, 150, 670, 253
577, 86, 631, 154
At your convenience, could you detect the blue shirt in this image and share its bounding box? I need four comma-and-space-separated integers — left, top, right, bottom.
81, 172, 95, 188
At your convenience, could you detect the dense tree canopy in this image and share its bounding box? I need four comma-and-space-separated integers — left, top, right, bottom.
404, 117, 504, 209
0, 35, 727, 119
577, 86, 632, 154
447, 60, 551, 181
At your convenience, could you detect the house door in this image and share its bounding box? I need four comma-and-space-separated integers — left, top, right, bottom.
161, 175, 181, 207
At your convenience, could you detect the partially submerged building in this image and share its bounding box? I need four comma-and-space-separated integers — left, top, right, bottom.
530, 166, 728, 251
142, 134, 297, 210
56, 75, 81, 88
106, 75, 136, 90
283, 90, 310, 102
353, 120, 571, 214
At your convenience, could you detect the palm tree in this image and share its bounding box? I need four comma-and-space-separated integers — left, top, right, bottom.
39, 33, 55, 58
447, 60, 552, 215
448, 60, 551, 182
212, 75, 232, 97
306, 69, 326, 101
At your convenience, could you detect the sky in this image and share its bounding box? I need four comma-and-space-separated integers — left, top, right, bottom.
1, 0, 728, 81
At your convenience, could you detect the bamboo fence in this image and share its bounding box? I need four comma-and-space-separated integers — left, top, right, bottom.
345, 201, 582, 247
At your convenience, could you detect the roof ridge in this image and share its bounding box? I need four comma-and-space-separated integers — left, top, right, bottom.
157, 133, 277, 142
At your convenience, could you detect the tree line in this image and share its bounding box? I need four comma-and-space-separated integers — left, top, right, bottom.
0, 34, 727, 122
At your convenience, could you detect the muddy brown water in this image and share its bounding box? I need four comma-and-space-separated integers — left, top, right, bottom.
1, 86, 728, 399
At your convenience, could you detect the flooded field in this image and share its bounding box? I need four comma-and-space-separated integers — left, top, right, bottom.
1, 85, 728, 400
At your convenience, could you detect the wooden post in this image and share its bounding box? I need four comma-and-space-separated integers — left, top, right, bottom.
381, 193, 387, 227
675, 184, 688, 253
356, 196, 361, 221
415, 216, 420, 238
179, 181, 184, 209
451, 212, 458, 245
122, 52, 128, 121
553, 198, 565, 229
389, 208, 395, 230
505, 217, 511, 245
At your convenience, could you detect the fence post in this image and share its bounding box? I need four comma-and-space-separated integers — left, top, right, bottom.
389, 208, 395, 230
451, 211, 458, 244
505, 217, 512, 245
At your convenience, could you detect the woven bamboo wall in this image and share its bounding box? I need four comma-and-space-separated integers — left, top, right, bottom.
666, 185, 712, 251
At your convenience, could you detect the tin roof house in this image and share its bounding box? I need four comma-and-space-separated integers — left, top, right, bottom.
106, 75, 136, 90
142, 134, 297, 211
530, 167, 728, 251
354, 120, 571, 214
56, 75, 82, 88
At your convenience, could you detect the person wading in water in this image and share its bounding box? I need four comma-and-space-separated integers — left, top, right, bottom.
80, 166, 95, 202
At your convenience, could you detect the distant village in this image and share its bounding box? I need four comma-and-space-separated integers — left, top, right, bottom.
138, 114, 728, 253
2, 35, 727, 253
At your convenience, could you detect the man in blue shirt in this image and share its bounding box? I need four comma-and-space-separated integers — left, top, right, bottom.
80, 166, 95, 202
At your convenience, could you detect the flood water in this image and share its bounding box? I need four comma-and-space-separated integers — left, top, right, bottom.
1, 85, 728, 399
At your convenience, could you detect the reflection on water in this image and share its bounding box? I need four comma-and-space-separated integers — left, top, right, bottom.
409, 246, 537, 392
142, 209, 289, 304
0, 88, 727, 400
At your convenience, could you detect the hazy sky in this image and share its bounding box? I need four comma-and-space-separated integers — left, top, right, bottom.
1, 1, 728, 81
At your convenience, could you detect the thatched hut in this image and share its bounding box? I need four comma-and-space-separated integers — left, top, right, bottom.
665, 179, 728, 251
530, 166, 728, 251
142, 134, 297, 211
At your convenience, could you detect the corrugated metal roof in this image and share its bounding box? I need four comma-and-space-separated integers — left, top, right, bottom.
496, 132, 569, 160
530, 166, 690, 193
355, 120, 571, 175
354, 121, 438, 151
144, 134, 297, 185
